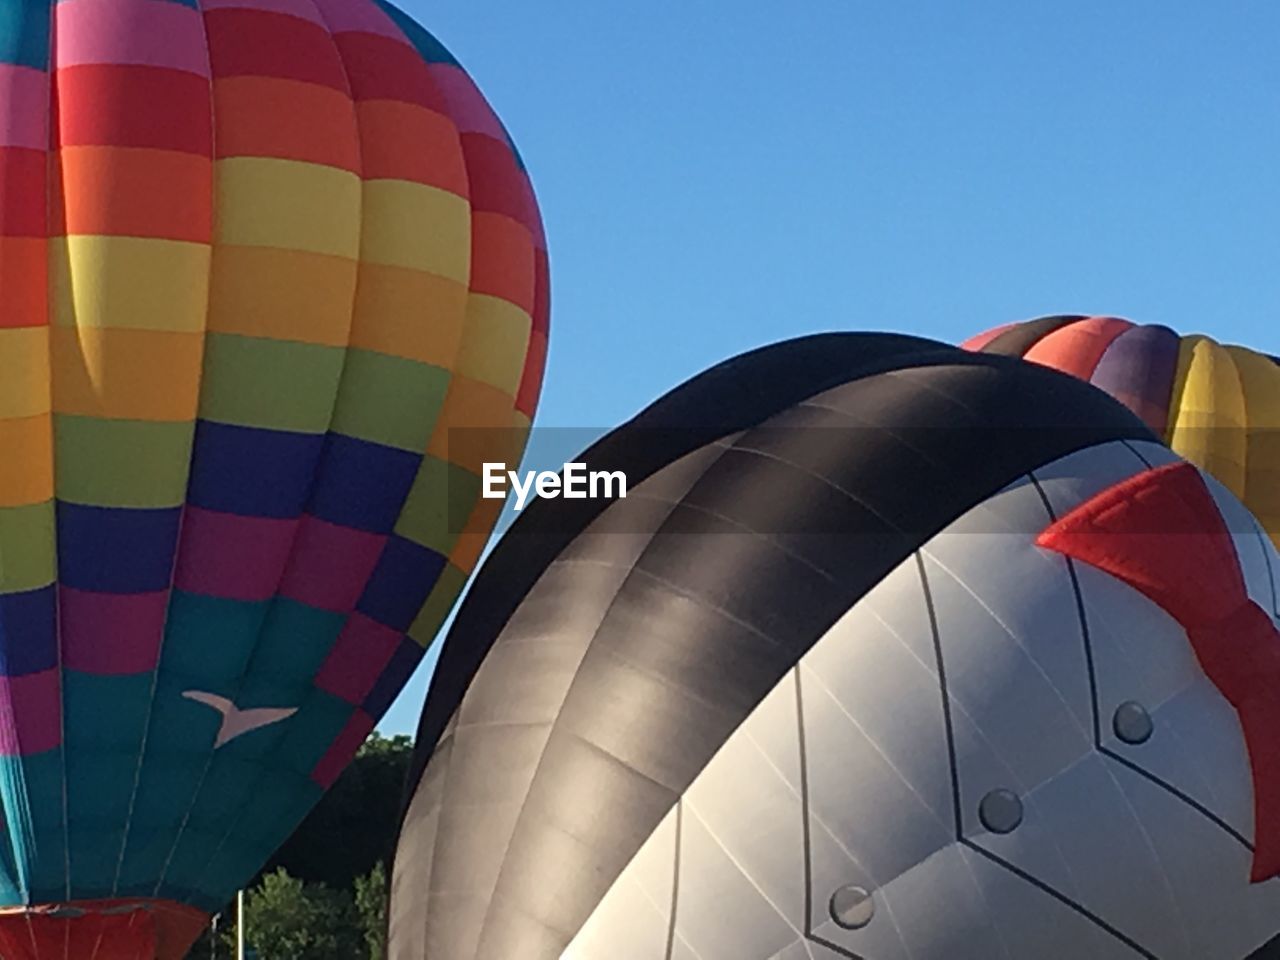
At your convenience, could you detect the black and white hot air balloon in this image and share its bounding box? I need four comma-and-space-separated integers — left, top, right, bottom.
387, 334, 1280, 960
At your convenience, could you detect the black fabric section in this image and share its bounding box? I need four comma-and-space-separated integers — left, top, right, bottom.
392, 334, 1158, 959
406, 332, 940, 783
1251, 933, 1280, 958
980, 314, 1086, 356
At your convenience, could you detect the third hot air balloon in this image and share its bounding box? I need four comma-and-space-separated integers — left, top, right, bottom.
964, 316, 1279, 545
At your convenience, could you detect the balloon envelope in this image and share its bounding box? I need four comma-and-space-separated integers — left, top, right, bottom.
385, 337, 1280, 958
964, 316, 1280, 547
0, 0, 547, 954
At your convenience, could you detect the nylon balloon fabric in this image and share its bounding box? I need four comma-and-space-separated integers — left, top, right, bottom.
0, 0, 548, 955
390, 334, 1280, 959
389, 334, 1280, 959
963, 317, 1280, 547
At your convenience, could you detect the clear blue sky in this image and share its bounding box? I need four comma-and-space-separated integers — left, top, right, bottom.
378, 0, 1280, 734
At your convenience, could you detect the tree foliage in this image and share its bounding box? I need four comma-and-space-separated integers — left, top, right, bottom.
263, 732, 413, 891
184, 732, 413, 958
243, 868, 362, 960
354, 861, 389, 960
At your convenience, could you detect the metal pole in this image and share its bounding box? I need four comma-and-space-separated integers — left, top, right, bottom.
237, 889, 245, 960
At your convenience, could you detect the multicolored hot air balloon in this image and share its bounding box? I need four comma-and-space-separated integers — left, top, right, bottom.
0, 0, 548, 955
388, 335, 1280, 960
963, 316, 1280, 545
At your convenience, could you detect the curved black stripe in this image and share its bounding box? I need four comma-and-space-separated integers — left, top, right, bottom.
981, 314, 1087, 357
407, 332, 946, 780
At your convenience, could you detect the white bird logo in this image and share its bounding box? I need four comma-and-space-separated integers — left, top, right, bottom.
182, 690, 299, 748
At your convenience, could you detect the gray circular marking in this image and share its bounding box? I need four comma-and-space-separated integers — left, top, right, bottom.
979, 788, 1024, 834
829, 885, 875, 929
1113, 700, 1154, 745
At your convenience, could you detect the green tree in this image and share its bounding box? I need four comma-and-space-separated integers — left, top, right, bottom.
263, 732, 414, 891
354, 861, 389, 960
184, 732, 414, 958
242, 868, 362, 960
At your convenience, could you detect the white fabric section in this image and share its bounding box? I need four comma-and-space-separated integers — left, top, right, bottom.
767, 940, 819, 960
388, 734, 452, 960
562, 808, 678, 960
958, 842, 1133, 960
1031, 440, 1153, 518
674, 805, 799, 959
682, 711, 809, 940
1105, 759, 1280, 959
920, 546, 1092, 799
815, 844, 1008, 958
1033, 442, 1259, 839
563, 441, 1280, 959
920, 472, 1096, 735
801, 561, 955, 835
1202, 469, 1280, 621
1082, 557, 1257, 841
1124, 439, 1183, 470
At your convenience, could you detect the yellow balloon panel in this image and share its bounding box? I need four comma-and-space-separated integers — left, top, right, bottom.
1229, 345, 1280, 549
1167, 335, 1248, 499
